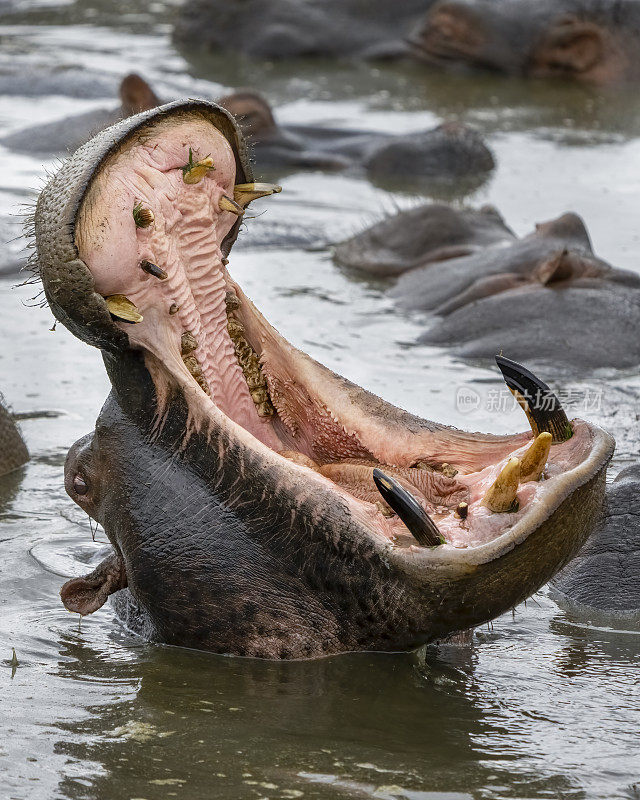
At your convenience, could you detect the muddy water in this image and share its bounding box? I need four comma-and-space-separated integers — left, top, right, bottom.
1, 2, 639, 799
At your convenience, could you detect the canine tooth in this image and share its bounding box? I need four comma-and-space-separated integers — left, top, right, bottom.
132, 203, 154, 228
219, 195, 245, 216
483, 458, 520, 513
140, 260, 167, 280
455, 501, 469, 520
372, 468, 444, 547
181, 332, 198, 355
495, 355, 572, 443
182, 153, 214, 184
104, 295, 143, 324
520, 432, 552, 482
233, 182, 282, 209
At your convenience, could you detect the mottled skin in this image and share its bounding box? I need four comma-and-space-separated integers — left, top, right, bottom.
174, 0, 437, 60
336, 206, 640, 371
34, 101, 614, 658
0, 397, 28, 477
552, 465, 640, 617
411, 0, 640, 85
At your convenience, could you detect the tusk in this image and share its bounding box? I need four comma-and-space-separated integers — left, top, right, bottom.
495, 355, 573, 443
182, 155, 214, 184
520, 432, 552, 482
372, 468, 444, 547
483, 457, 520, 513
140, 260, 168, 280
104, 295, 143, 324
219, 195, 245, 216
233, 182, 282, 209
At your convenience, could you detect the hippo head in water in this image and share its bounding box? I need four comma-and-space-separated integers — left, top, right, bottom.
410, 0, 640, 84
34, 101, 614, 659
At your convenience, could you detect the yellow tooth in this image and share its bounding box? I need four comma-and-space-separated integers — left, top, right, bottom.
183, 156, 214, 184
233, 182, 282, 208
520, 432, 552, 483
482, 457, 520, 513
219, 195, 245, 216
104, 295, 143, 323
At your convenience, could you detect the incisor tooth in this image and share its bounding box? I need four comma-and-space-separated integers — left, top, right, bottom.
483, 458, 520, 513
233, 182, 282, 208
104, 295, 143, 324
182, 153, 214, 184
219, 195, 245, 216
520, 432, 552, 482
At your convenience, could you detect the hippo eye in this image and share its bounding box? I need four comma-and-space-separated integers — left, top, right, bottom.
73, 475, 88, 495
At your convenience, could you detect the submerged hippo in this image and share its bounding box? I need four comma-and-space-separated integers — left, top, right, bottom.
174, 0, 436, 60
1, 74, 493, 191
0, 74, 159, 155
35, 101, 614, 658
0, 397, 28, 477
551, 464, 640, 618
410, 0, 640, 85
335, 204, 640, 372
219, 90, 493, 189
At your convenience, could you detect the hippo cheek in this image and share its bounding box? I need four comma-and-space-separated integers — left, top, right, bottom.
35, 101, 615, 658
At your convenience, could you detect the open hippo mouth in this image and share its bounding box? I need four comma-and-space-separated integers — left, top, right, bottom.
34, 101, 614, 659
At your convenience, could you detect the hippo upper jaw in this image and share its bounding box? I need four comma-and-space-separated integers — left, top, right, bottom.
36, 101, 614, 658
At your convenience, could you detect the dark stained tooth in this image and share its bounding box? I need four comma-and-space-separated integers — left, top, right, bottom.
182, 355, 203, 378
372, 468, 444, 547
132, 203, 154, 228
495, 355, 573, 443
169, 303, 179, 315
140, 260, 168, 280
222, 258, 229, 267
455, 502, 469, 520
181, 332, 198, 355
225, 290, 240, 311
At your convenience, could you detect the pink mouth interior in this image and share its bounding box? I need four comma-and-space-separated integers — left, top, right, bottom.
75, 114, 594, 552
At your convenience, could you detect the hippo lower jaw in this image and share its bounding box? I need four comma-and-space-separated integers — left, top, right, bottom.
36, 102, 614, 657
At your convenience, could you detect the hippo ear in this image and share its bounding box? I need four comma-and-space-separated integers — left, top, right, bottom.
533, 17, 603, 75
119, 74, 161, 116
60, 552, 127, 616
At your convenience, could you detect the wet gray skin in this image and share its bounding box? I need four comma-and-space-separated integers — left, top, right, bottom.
0, 74, 159, 155
551, 464, 640, 619
335, 205, 640, 372
174, 0, 437, 60
35, 100, 614, 659
2, 75, 493, 193
0, 396, 28, 477
410, 0, 640, 85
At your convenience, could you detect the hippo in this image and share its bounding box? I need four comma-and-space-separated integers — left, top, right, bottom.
551, 464, 640, 618
35, 101, 614, 659
0, 396, 28, 477
174, 0, 437, 61
0, 74, 159, 155
1, 75, 493, 192
335, 204, 640, 372
218, 90, 493, 189
410, 0, 640, 85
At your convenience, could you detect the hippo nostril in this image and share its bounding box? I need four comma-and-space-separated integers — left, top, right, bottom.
73, 475, 88, 495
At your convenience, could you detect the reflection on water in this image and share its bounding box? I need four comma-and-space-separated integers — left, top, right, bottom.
1, 1, 640, 799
